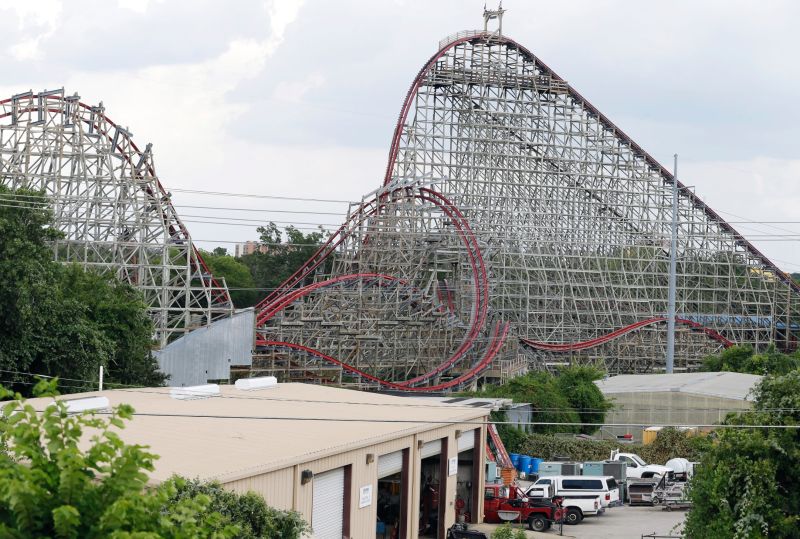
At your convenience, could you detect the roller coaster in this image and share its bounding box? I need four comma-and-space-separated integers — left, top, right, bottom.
2, 12, 799, 391
251, 17, 800, 389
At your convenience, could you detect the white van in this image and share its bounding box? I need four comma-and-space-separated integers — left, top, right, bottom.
527, 475, 620, 508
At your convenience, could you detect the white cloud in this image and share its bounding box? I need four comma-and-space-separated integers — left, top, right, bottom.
0, 0, 62, 60
272, 72, 326, 103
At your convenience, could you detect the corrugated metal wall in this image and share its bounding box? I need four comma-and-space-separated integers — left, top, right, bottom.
154, 309, 254, 386
221, 423, 487, 538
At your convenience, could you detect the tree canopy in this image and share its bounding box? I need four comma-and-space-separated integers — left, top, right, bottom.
684, 371, 800, 538
200, 250, 259, 308
239, 223, 327, 300
702, 344, 800, 376
0, 186, 164, 394
464, 367, 612, 436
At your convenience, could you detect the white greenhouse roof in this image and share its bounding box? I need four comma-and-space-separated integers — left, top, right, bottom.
594, 372, 762, 401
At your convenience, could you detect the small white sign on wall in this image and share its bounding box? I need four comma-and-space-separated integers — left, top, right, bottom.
359, 484, 373, 508
448, 456, 458, 476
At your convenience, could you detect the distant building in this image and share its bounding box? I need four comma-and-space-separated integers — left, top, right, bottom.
234, 240, 268, 257
595, 372, 761, 442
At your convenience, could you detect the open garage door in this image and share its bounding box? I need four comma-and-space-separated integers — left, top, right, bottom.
312, 468, 344, 539
378, 450, 407, 538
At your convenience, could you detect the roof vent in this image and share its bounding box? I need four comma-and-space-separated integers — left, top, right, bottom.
235, 376, 278, 391
170, 384, 220, 400
62, 396, 111, 414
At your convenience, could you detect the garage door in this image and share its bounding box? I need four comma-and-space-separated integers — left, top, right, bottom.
421, 439, 442, 459
457, 429, 476, 452
378, 450, 403, 478
312, 468, 344, 539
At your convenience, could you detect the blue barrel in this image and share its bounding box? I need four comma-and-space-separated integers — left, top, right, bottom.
509, 453, 521, 468
530, 458, 543, 473
519, 455, 532, 473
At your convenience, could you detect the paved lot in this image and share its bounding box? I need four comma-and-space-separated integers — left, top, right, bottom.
470, 506, 686, 538
554, 505, 686, 538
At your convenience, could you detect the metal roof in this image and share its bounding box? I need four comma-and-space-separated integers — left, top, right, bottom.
24, 383, 489, 484
594, 372, 762, 401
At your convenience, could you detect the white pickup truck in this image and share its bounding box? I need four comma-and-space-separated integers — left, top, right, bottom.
524, 480, 605, 525
610, 450, 672, 479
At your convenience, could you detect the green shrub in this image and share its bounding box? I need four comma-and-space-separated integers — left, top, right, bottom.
164, 477, 309, 539
491, 523, 526, 539
517, 428, 709, 464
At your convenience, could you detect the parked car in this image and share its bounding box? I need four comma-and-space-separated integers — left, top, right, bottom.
525, 483, 602, 524
528, 475, 620, 508
483, 484, 565, 532
610, 450, 672, 479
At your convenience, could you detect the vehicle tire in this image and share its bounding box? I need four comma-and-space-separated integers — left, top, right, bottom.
651, 496, 661, 506
528, 515, 547, 532
565, 508, 583, 525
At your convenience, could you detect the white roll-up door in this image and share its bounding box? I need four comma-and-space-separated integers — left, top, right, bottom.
421, 439, 442, 459
378, 450, 403, 478
312, 468, 344, 539
457, 429, 476, 452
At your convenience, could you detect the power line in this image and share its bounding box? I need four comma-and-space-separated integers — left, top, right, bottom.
17, 407, 800, 430
6, 369, 800, 415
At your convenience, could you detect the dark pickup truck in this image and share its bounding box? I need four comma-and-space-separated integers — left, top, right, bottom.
483, 484, 565, 532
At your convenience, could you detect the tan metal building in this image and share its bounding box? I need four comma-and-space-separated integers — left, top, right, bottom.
33, 383, 490, 538
595, 372, 761, 442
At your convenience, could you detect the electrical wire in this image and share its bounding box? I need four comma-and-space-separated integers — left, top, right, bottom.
4, 369, 800, 415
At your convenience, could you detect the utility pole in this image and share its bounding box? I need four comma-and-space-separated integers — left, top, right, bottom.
666, 154, 679, 373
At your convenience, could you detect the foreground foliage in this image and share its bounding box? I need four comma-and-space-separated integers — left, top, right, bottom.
684, 371, 800, 538
0, 379, 309, 538
0, 379, 237, 538
0, 186, 165, 394
490, 523, 527, 539
165, 478, 308, 539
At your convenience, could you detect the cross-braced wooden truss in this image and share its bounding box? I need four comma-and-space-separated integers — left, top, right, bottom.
0, 90, 232, 347
254, 30, 800, 389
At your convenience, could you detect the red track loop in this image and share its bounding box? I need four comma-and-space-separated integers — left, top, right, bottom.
256, 185, 496, 389
259, 321, 510, 392
520, 317, 733, 352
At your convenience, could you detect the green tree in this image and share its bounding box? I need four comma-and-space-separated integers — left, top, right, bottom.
554, 366, 612, 434
165, 478, 308, 539
0, 379, 238, 538
240, 223, 327, 303
702, 344, 800, 376
200, 251, 258, 308
684, 371, 800, 538
0, 186, 164, 394
465, 371, 589, 435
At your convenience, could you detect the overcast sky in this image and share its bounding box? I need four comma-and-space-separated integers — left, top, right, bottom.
1, 0, 798, 271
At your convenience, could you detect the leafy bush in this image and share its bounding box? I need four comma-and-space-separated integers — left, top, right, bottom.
516, 428, 709, 464
702, 344, 800, 376
464, 368, 612, 435
491, 523, 527, 539
165, 478, 309, 539
684, 371, 800, 538
0, 379, 237, 538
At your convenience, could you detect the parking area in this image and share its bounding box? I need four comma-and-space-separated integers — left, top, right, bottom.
471, 505, 686, 538
560, 505, 685, 538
